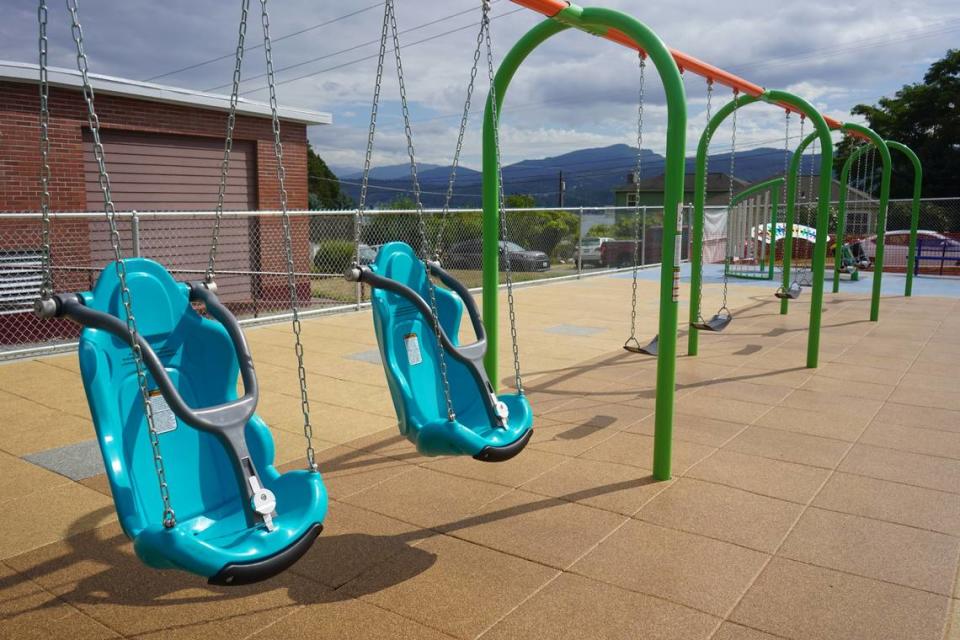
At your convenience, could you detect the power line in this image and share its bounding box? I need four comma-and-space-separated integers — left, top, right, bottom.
144, 2, 385, 82
240, 7, 526, 95
206, 3, 503, 92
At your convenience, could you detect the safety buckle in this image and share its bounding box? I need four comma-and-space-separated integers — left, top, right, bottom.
249, 476, 278, 532
492, 395, 509, 427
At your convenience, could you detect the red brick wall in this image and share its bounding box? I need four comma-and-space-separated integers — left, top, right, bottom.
0, 80, 311, 343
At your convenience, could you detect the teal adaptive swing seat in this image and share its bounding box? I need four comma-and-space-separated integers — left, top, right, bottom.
356, 242, 533, 460
67, 258, 327, 584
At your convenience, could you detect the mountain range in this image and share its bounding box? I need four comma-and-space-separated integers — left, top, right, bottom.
333, 144, 821, 208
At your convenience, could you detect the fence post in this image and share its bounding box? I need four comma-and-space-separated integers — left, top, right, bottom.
354, 210, 362, 310
577, 207, 583, 278
641, 206, 647, 265
131, 210, 141, 258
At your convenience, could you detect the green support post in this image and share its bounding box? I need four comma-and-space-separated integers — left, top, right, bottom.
886, 141, 922, 296
482, 3, 686, 480
688, 93, 758, 356
832, 143, 871, 293
840, 124, 891, 321
774, 93, 833, 368
688, 89, 833, 368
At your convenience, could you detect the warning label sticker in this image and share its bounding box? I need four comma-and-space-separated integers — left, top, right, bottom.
148, 390, 177, 434
404, 333, 423, 366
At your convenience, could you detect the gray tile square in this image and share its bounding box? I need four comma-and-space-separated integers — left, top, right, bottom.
24, 439, 104, 481
344, 349, 382, 365
544, 324, 606, 337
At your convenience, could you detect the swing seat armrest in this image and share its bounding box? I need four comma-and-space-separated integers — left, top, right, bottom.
51, 292, 259, 434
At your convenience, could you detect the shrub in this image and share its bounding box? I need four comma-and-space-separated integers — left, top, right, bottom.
313, 240, 356, 273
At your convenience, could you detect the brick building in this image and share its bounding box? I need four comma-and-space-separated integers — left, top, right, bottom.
0, 60, 330, 346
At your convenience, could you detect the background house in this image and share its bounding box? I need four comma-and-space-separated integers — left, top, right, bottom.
613, 171, 749, 207
0, 60, 330, 344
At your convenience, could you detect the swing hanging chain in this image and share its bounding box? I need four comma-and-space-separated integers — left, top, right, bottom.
65, 0, 176, 527
483, 0, 524, 394
386, 0, 457, 420
694, 78, 712, 323
792, 116, 807, 285
625, 54, 646, 346
435, 4, 488, 258
260, 0, 318, 471
356, 0, 390, 243
38, 1, 53, 300
206, 0, 251, 284
721, 89, 739, 315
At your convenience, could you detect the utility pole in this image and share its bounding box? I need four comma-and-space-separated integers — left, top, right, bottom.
558, 170, 566, 208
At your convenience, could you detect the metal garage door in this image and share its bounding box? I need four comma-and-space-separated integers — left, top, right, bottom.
84, 130, 257, 304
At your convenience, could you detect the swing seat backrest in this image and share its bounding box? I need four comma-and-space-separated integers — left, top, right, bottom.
77, 259, 327, 582
368, 242, 532, 458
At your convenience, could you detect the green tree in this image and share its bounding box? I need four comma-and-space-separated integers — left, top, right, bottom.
505, 193, 536, 208
307, 143, 353, 210
834, 49, 959, 200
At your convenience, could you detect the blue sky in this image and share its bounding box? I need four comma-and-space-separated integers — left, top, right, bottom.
3, 0, 958, 172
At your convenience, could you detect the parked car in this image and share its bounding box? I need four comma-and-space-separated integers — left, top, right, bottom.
442, 239, 550, 271
599, 238, 642, 268
575, 236, 611, 266
848, 230, 960, 268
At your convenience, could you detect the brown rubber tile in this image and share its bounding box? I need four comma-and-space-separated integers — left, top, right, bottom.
482, 573, 719, 640
874, 402, 960, 432
291, 501, 429, 590
839, 443, 960, 494
342, 534, 557, 640
341, 466, 509, 530
779, 507, 960, 595
673, 394, 774, 424
711, 622, 783, 640
520, 457, 671, 516
422, 448, 567, 489
686, 449, 830, 504
440, 489, 627, 569
860, 421, 960, 459
724, 426, 850, 469
638, 478, 802, 553
814, 472, 960, 536
752, 405, 870, 442
581, 431, 716, 474
626, 413, 747, 448
731, 557, 948, 640
571, 519, 768, 617
527, 419, 621, 457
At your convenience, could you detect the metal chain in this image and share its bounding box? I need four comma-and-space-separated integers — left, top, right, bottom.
625, 54, 646, 345
260, 0, 318, 470
721, 89, 739, 313
206, 0, 250, 283
793, 116, 806, 283
388, 0, 457, 419
38, 0, 53, 299
355, 0, 390, 253
434, 4, 488, 258
779, 110, 790, 288
483, 1, 524, 393
66, 0, 175, 527
854, 140, 865, 204
694, 78, 712, 322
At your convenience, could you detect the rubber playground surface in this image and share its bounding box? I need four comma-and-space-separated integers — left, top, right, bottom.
1, 269, 959, 639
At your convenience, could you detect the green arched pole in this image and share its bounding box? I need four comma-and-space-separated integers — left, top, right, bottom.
688, 89, 834, 368
688, 93, 758, 356
887, 141, 923, 296
834, 138, 920, 298
482, 4, 686, 480
832, 141, 872, 293
838, 124, 891, 321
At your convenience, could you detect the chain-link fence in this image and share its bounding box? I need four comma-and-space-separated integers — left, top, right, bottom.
695, 197, 960, 284
0, 204, 691, 360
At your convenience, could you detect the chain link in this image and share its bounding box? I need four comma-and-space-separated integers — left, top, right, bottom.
625, 55, 646, 346
693, 79, 712, 323
259, 0, 318, 470
434, 8, 487, 258
792, 116, 807, 284
66, 0, 176, 527
483, 3, 524, 394
38, 0, 53, 299
721, 89, 738, 314
206, 0, 250, 283
386, 0, 457, 419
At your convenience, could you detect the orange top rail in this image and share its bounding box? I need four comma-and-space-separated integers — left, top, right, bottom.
511, 0, 852, 132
